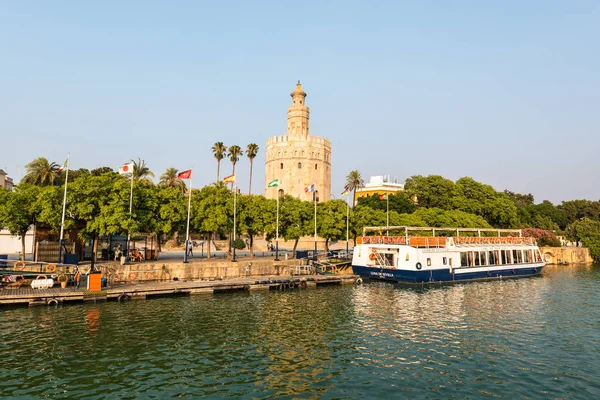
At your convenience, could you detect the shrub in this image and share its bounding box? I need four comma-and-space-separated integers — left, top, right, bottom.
231, 238, 246, 250
521, 228, 561, 247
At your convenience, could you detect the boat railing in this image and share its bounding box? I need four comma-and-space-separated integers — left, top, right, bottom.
357, 236, 407, 245
407, 236, 447, 248
454, 237, 534, 245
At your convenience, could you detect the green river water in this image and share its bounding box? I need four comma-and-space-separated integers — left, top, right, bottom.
1, 264, 600, 399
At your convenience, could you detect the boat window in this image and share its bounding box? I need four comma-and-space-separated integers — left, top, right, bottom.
502, 250, 510, 265
524, 250, 532, 263
474, 252, 480, 266
535, 251, 542, 262
460, 252, 468, 267
427, 258, 431, 266
494, 251, 500, 265
467, 252, 474, 267
513, 249, 522, 264
443, 257, 447, 265
480, 251, 488, 266
488, 251, 496, 265
382, 253, 394, 266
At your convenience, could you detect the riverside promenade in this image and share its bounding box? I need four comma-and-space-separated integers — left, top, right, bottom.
0, 253, 357, 307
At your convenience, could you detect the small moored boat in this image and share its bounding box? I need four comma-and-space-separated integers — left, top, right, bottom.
352, 227, 545, 284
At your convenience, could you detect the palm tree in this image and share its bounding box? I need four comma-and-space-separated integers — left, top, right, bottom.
131, 158, 154, 182
345, 170, 364, 208
22, 157, 60, 186
212, 142, 227, 181
246, 143, 259, 194
227, 145, 243, 188
159, 168, 186, 191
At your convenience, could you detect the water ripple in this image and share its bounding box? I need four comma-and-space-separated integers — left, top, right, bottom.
2, 265, 600, 398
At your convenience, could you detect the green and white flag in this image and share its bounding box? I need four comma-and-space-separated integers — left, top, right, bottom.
268, 179, 279, 188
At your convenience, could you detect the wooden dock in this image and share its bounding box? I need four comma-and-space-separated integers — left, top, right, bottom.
0, 274, 360, 307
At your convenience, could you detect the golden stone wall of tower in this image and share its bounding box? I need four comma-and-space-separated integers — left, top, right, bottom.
264, 82, 332, 202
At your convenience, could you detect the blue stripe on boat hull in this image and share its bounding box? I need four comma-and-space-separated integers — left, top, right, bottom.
352, 265, 543, 284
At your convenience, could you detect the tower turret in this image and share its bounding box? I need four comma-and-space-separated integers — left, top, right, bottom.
287, 81, 310, 139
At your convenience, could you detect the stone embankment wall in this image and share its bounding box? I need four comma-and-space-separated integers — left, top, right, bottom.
97, 258, 304, 282
540, 246, 593, 265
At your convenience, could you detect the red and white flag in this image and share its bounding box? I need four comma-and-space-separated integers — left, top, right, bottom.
118, 162, 134, 175
177, 169, 192, 179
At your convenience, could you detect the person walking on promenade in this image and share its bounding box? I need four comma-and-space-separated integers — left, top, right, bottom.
188, 240, 194, 257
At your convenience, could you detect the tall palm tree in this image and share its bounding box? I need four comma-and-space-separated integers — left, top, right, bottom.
227, 145, 243, 188
131, 158, 154, 182
212, 142, 227, 182
345, 170, 364, 208
159, 168, 186, 191
22, 157, 60, 186
246, 143, 259, 194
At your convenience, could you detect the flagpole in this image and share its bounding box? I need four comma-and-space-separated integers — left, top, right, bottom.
183, 172, 192, 263
232, 182, 237, 262
57, 153, 70, 264
386, 193, 389, 236
126, 169, 134, 263
346, 196, 349, 257
313, 190, 317, 262
275, 191, 280, 261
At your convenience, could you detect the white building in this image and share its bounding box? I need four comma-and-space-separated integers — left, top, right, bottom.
0, 228, 34, 255
354, 175, 404, 204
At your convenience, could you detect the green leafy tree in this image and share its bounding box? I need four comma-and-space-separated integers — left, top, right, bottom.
566, 218, 600, 261
191, 185, 232, 259
159, 168, 186, 191
36, 185, 66, 233
412, 208, 491, 228
246, 143, 259, 194
22, 157, 60, 186
345, 170, 364, 208
349, 205, 386, 240
154, 186, 188, 252
357, 192, 416, 214
212, 142, 227, 181
317, 200, 348, 252
504, 190, 535, 208
68, 173, 121, 266
279, 195, 313, 254
0, 184, 41, 258
559, 200, 600, 225
404, 175, 456, 210
91, 167, 115, 176
238, 194, 274, 257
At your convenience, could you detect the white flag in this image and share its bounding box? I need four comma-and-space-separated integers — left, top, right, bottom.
119, 162, 134, 175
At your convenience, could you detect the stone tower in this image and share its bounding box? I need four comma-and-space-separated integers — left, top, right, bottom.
265, 82, 332, 202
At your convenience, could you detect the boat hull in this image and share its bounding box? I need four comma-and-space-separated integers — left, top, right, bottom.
352, 265, 544, 284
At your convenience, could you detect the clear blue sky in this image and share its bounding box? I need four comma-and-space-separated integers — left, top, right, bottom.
1, 1, 598, 204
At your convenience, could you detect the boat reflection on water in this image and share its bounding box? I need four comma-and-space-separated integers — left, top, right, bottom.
351, 276, 548, 352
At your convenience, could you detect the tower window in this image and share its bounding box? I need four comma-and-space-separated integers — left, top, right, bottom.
298, 162, 302, 169
280, 163, 283, 169
315, 164, 318, 170
300, 101, 303, 104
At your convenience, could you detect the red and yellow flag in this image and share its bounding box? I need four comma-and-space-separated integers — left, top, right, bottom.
223, 173, 236, 183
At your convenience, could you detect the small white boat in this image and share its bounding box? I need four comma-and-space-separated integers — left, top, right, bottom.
352, 227, 545, 284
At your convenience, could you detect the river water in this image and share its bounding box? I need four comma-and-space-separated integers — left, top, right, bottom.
1, 264, 600, 399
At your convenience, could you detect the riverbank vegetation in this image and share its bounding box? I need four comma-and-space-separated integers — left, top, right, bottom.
1, 158, 599, 261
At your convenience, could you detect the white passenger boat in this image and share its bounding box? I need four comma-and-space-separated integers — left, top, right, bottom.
351, 227, 545, 284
